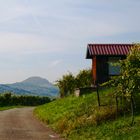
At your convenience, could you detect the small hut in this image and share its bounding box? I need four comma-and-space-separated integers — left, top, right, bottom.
86, 44, 133, 84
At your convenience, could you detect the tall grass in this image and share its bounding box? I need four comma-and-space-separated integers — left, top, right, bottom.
34, 88, 140, 139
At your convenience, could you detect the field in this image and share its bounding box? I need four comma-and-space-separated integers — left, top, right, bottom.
34, 88, 140, 140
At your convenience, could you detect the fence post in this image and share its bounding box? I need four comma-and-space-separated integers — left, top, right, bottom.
115, 96, 118, 118
96, 82, 100, 107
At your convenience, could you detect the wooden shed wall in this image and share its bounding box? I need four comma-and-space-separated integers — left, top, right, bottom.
92, 55, 127, 84
92, 56, 108, 84
92, 56, 97, 84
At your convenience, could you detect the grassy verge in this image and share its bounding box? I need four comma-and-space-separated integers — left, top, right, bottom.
34, 88, 140, 140
0, 106, 23, 111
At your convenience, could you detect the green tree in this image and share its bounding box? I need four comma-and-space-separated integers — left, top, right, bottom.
56, 69, 93, 98
56, 72, 75, 97
4, 92, 12, 106
75, 69, 92, 88
105, 44, 140, 124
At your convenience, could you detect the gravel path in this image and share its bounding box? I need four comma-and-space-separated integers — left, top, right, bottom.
0, 107, 65, 140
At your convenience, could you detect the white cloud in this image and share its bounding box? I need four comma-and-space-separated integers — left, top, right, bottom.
0, 1, 44, 23
0, 32, 63, 54
0, 2, 25, 23
49, 60, 63, 68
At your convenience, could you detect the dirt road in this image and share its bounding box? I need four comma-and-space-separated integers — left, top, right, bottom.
0, 107, 64, 140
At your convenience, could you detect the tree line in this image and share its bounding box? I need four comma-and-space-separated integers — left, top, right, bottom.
0, 92, 51, 106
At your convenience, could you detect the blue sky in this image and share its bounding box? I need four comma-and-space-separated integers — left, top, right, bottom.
0, 0, 139, 83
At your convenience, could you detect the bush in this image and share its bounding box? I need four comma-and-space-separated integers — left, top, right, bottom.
75, 69, 92, 88
0, 92, 51, 106
56, 72, 75, 97
56, 69, 92, 97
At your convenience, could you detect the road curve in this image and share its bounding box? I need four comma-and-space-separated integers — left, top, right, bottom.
0, 107, 64, 140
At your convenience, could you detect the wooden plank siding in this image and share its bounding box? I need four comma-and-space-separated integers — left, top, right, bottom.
92, 56, 97, 84
92, 56, 109, 84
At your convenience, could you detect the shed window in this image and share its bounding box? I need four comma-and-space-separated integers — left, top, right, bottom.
108, 57, 120, 75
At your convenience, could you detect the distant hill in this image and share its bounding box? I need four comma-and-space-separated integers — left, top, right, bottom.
0, 77, 59, 97
21, 77, 53, 87
0, 84, 33, 95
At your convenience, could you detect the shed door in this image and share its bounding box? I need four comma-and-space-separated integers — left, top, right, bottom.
96, 56, 108, 84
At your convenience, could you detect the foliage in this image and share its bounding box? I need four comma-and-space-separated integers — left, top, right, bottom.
103, 45, 139, 95
56, 72, 75, 97
109, 44, 140, 97
0, 92, 51, 106
102, 44, 140, 124
56, 69, 92, 97
75, 69, 92, 88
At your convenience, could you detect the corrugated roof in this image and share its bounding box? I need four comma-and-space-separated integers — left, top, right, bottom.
86, 44, 133, 58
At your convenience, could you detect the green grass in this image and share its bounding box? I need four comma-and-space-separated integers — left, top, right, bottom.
68, 116, 140, 140
0, 106, 23, 111
34, 88, 140, 140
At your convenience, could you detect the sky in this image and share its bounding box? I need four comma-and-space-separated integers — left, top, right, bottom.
0, 0, 139, 84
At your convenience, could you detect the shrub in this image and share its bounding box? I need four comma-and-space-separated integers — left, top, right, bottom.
56, 69, 92, 97
75, 69, 92, 88
0, 92, 51, 106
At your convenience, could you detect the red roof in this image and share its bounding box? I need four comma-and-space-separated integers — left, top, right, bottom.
86, 44, 133, 58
